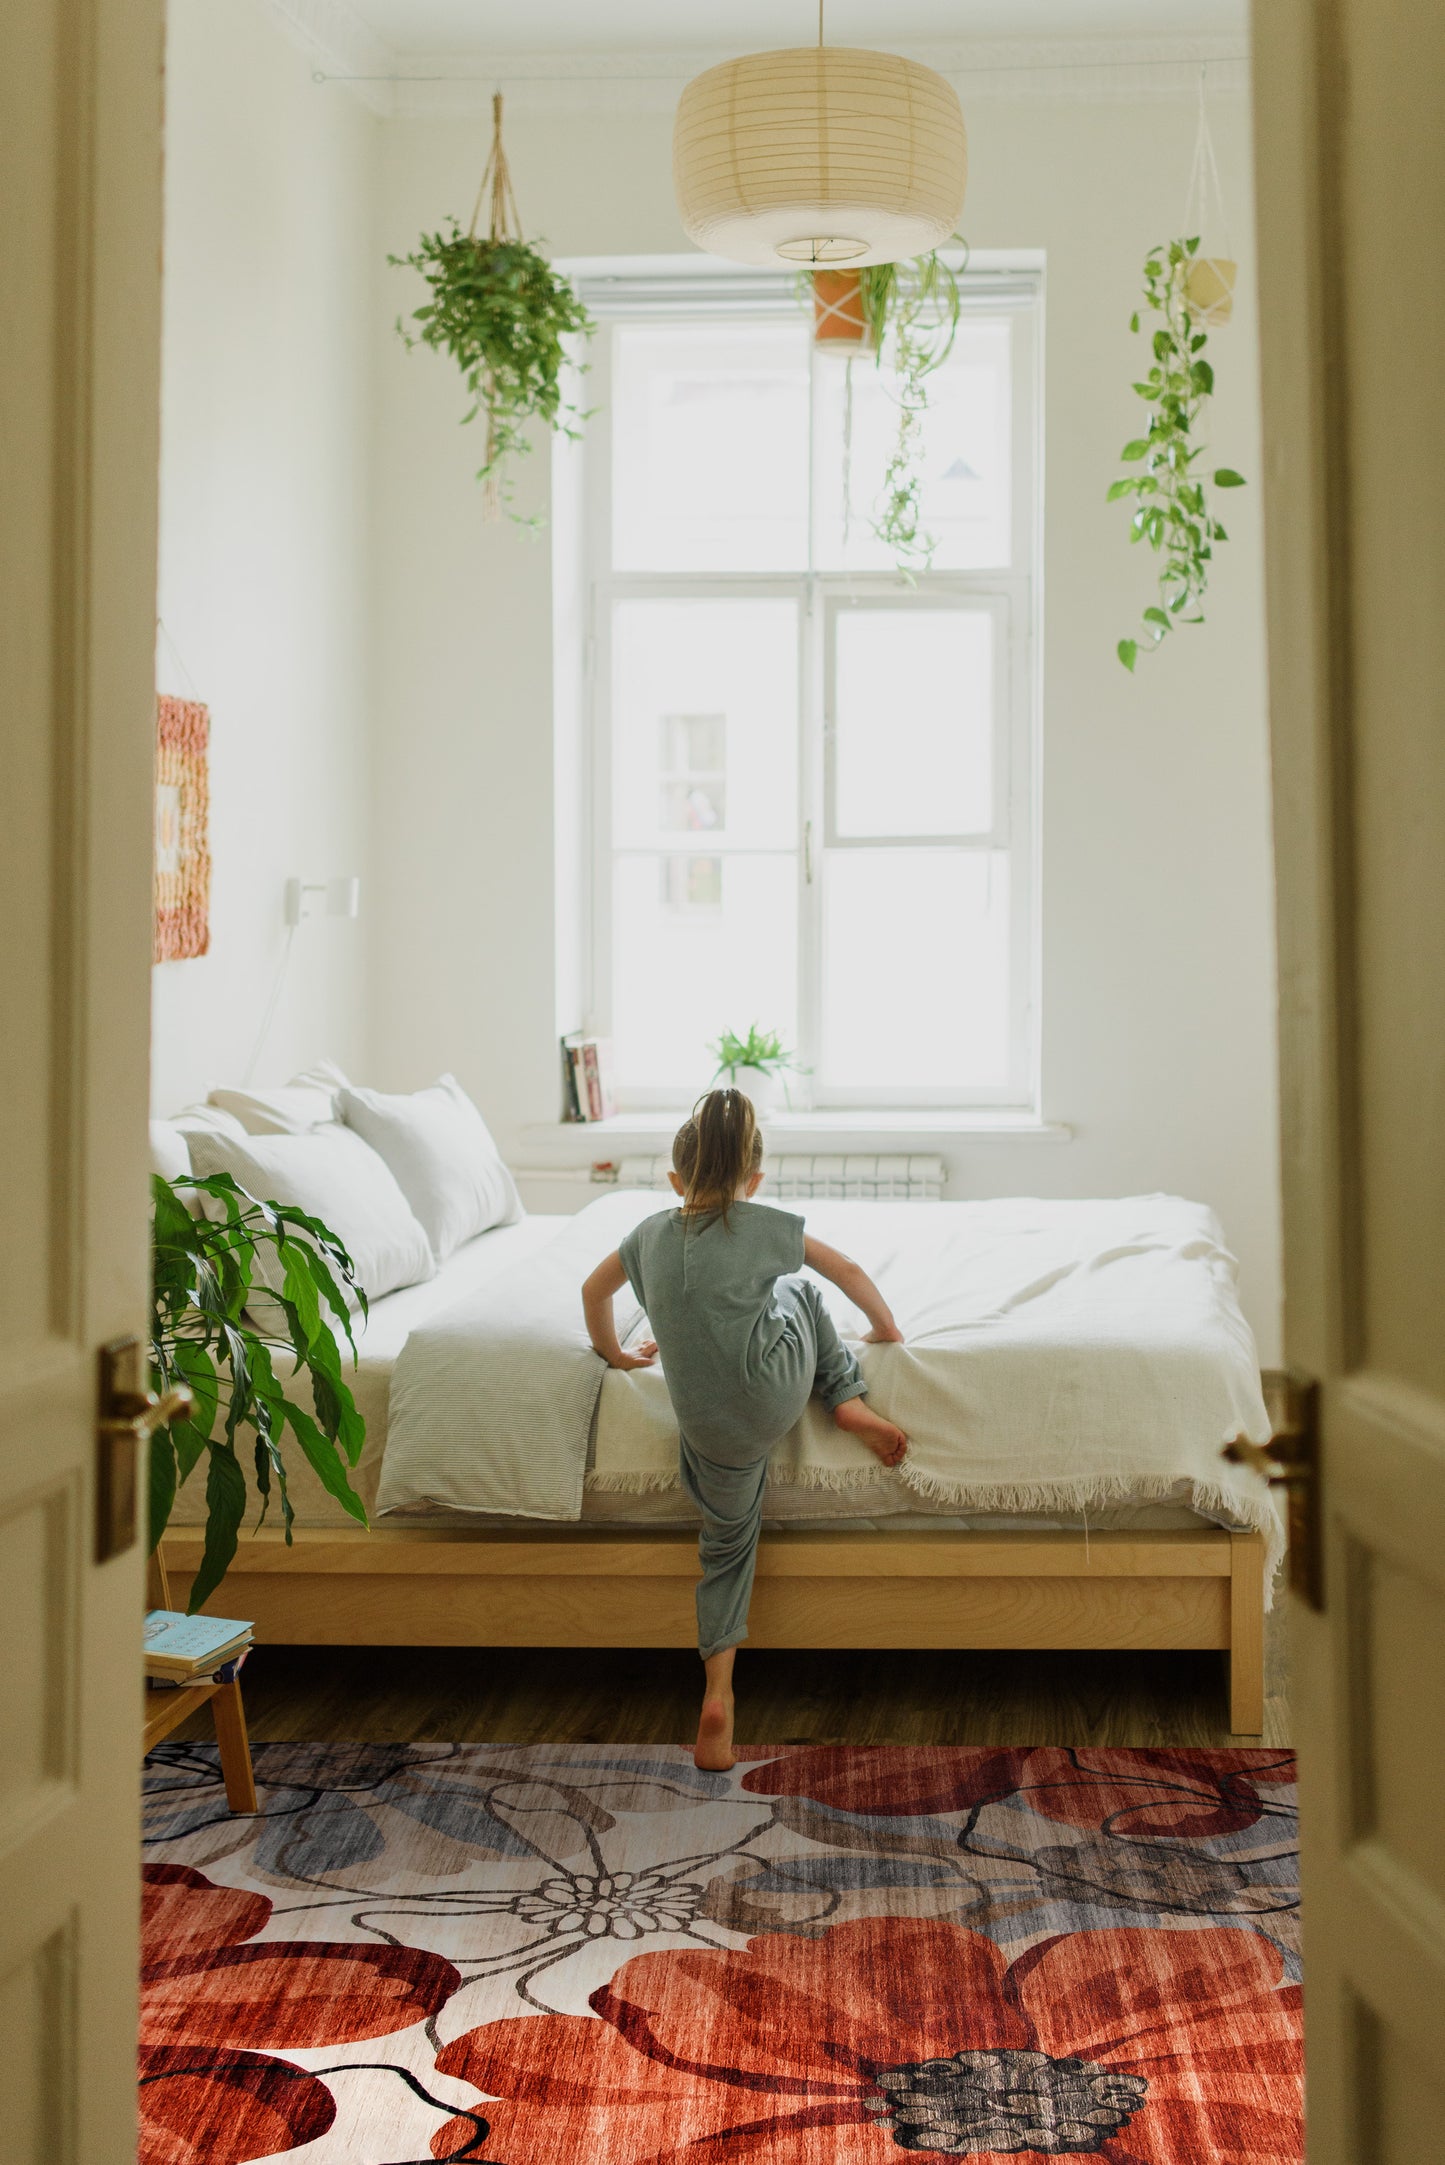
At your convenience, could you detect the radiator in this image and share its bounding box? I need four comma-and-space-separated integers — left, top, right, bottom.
607, 1153, 946, 1201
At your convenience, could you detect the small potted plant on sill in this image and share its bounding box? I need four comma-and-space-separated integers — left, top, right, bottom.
150, 1172, 368, 1611
709, 1024, 804, 1114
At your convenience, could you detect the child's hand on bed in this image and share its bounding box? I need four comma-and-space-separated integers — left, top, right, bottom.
609, 1339, 658, 1370
862, 1322, 905, 1345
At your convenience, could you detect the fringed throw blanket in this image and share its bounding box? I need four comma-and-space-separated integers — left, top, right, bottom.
378, 1190, 1281, 1583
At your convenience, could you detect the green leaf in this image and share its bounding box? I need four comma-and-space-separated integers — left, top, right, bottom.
1129, 311, 1140, 333
148, 1430, 177, 1553
186, 1443, 248, 1612
1118, 639, 1139, 672
1106, 478, 1138, 502
1191, 359, 1215, 396
1120, 439, 1150, 462
1214, 468, 1247, 487
284, 1401, 368, 1527
1143, 607, 1172, 630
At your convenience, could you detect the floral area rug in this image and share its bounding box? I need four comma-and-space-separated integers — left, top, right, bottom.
141, 1741, 1301, 2163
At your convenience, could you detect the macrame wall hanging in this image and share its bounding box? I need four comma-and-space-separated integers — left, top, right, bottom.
154, 693, 211, 962
390, 93, 593, 521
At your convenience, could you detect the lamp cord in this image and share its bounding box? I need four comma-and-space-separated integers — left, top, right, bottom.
242, 924, 296, 1087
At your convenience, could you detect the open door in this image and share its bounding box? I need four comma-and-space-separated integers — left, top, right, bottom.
1253, 0, 1445, 2154
1, 0, 165, 2157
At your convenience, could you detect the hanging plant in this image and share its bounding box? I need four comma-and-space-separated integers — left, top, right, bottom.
807, 248, 964, 571
389, 95, 594, 520
1108, 236, 1245, 670
1110, 89, 1245, 669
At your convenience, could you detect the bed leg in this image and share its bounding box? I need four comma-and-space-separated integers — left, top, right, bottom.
1228, 1530, 1266, 1735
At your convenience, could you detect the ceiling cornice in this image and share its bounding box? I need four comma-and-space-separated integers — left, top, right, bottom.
266, 14, 1249, 120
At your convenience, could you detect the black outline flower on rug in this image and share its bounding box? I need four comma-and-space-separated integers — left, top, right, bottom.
429, 1916, 1303, 2162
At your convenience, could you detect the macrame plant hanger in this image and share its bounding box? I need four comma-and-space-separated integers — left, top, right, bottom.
468, 92, 523, 518
1181, 70, 1236, 326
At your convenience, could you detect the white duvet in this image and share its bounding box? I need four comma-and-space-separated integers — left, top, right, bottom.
376, 1190, 1281, 1584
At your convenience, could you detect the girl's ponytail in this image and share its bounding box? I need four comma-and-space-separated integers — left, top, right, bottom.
673, 1089, 763, 1223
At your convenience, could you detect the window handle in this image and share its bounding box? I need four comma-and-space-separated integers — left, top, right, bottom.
804, 820, 814, 884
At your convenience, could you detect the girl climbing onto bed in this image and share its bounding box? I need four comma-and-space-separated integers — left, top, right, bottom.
581, 1088, 908, 1771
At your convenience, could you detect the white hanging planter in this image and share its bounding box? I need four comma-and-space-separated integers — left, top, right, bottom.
1182, 75, 1236, 328
1185, 256, 1237, 327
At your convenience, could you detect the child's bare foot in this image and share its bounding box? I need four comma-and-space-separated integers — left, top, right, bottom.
833, 1396, 908, 1468
694, 1693, 736, 1772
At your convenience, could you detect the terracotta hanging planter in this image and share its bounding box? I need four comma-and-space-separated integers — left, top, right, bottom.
1184, 255, 1237, 327
812, 269, 872, 349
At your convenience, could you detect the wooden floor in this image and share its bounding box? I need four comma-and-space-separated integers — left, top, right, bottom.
170, 1606, 1290, 1752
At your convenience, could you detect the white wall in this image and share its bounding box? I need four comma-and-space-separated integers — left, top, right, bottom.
150, 0, 376, 1112
368, 86, 1283, 1359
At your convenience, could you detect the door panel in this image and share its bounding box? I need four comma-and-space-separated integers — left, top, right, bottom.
1253, 0, 1445, 2158
0, 1, 165, 2159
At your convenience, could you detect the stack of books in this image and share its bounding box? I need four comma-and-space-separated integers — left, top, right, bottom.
561, 1033, 617, 1121
145, 1609, 253, 1690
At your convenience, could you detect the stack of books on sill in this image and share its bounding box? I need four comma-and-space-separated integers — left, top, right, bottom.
145, 1609, 253, 1692
561, 1033, 617, 1122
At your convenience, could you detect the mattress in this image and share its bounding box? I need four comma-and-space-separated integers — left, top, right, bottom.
165, 1203, 1264, 1546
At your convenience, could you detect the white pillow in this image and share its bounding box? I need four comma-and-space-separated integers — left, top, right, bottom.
171, 1102, 248, 1142
208, 1080, 340, 1135
185, 1126, 435, 1313
338, 1075, 523, 1262
150, 1120, 193, 1184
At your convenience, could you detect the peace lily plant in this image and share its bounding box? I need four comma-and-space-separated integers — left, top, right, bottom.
150, 1173, 367, 1610
1109, 235, 1246, 670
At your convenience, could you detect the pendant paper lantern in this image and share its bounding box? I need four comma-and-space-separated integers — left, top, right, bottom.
673, 46, 967, 270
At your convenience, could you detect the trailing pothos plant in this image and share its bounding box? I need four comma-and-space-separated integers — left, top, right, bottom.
1110, 235, 1246, 670
849, 250, 964, 570
389, 95, 593, 519
150, 1173, 368, 1611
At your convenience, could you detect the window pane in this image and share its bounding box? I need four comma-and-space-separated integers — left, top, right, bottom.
612, 852, 798, 1094
813, 318, 1013, 572
834, 607, 994, 838
822, 850, 1011, 1091
613, 322, 811, 571
612, 599, 798, 852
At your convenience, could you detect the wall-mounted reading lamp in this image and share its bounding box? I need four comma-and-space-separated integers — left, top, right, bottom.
244, 874, 363, 1082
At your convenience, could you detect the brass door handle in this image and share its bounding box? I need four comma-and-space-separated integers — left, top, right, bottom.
1222, 1371, 1323, 1609
1222, 1434, 1308, 1487
99, 1384, 194, 1443
95, 1335, 196, 1564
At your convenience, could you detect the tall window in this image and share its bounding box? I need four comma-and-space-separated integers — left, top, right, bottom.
564, 264, 1040, 1111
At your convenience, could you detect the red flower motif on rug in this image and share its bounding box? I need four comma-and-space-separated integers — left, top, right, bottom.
743, 1746, 1296, 1838
139, 1864, 460, 2165
431, 1915, 1302, 2162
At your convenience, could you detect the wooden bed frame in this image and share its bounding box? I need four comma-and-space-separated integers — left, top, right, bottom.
162, 1522, 1267, 1735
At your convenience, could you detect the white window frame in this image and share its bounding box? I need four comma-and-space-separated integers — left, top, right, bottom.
561, 253, 1043, 1114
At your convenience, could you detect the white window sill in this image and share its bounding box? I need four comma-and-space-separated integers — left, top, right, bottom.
520, 1109, 1072, 1153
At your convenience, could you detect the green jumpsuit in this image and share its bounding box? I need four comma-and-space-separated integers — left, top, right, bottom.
618, 1200, 867, 1658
